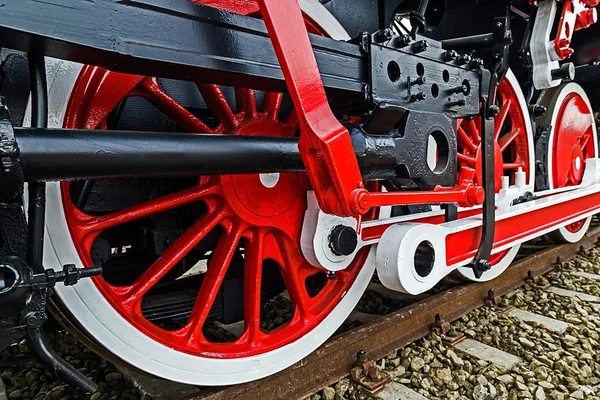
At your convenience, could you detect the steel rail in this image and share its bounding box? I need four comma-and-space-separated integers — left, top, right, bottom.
189, 225, 600, 400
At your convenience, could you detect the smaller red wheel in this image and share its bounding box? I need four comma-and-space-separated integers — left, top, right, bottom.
539, 83, 598, 243
453, 70, 534, 282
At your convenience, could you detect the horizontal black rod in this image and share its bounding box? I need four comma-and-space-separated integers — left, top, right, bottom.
441, 33, 494, 50
15, 128, 398, 182
16, 128, 305, 181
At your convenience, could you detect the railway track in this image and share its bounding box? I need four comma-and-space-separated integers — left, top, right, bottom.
3, 225, 600, 400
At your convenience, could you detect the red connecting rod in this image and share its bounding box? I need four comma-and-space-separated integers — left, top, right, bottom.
257, 0, 482, 217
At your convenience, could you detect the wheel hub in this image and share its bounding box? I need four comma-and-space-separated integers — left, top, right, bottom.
571, 143, 584, 182
223, 173, 304, 222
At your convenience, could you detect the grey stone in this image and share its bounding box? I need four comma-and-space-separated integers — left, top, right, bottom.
322, 387, 335, 400
454, 339, 522, 370
473, 384, 489, 400
411, 357, 425, 371
446, 349, 464, 366
0, 378, 6, 400
376, 382, 429, 400
534, 387, 546, 400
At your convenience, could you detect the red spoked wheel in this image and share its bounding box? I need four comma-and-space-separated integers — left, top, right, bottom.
40, 1, 378, 385
453, 70, 535, 281
540, 82, 598, 243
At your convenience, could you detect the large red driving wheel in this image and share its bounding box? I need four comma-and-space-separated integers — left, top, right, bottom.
453, 70, 534, 281
40, 1, 379, 385
540, 83, 598, 243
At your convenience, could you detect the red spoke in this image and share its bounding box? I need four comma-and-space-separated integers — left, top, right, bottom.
457, 127, 477, 152
275, 237, 309, 317
186, 222, 244, 342
81, 182, 218, 234
494, 98, 511, 140
123, 209, 223, 305
243, 229, 265, 338
138, 78, 213, 133
465, 119, 481, 144
503, 162, 525, 170
498, 128, 522, 152
196, 83, 237, 130
263, 92, 283, 121
457, 152, 476, 166
235, 88, 258, 119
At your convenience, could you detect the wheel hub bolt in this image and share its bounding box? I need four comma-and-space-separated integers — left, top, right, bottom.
329, 225, 358, 256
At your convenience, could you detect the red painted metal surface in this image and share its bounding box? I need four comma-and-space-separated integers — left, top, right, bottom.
455, 77, 531, 264
550, 91, 596, 233
554, 0, 599, 60
191, 0, 260, 15
59, 7, 377, 358
456, 78, 531, 189
368, 183, 484, 208
257, 0, 367, 217
446, 189, 600, 265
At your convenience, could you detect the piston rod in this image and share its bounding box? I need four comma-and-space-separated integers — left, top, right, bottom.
15, 128, 304, 181
14, 128, 400, 182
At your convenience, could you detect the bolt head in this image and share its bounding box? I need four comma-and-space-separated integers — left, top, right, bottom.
475, 259, 491, 272
488, 105, 500, 117
329, 225, 358, 256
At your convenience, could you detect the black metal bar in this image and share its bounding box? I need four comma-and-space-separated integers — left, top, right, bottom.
0, 0, 365, 97
15, 128, 304, 181
441, 33, 494, 50
26, 54, 47, 273
23, 54, 99, 397
14, 127, 403, 181
25, 328, 97, 395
